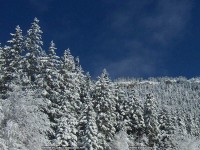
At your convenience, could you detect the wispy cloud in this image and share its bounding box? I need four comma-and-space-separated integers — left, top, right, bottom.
107, 52, 157, 78
95, 0, 193, 78
108, 0, 192, 45
141, 0, 192, 45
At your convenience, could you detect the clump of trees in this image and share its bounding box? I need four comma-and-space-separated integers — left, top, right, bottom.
0, 18, 199, 150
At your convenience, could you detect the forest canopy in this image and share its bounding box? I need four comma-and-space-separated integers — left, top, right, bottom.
0, 18, 200, 150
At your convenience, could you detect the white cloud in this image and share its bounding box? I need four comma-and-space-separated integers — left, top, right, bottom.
141, 0, 192, 44
107, 55, 156, 78
96, 0, 193, 78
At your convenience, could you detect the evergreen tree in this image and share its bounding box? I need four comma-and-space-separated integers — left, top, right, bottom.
80, 100, 99, 150
185, 113, 197, 136
129, 93, 145, 138
191, 113, 200, 136
0, 46, 12, 96
48, 41, 61, 70
176, 110, 187, 135
0, 44, 4, 69
1, 18, 200, 150
144, 93, 159, 147
158, 106, 176, 149
7, 25, 24, 70
60, 49, 82, 114
80, 72, 94, 104
0, 45, 6, 96
53, 49, 80, 147
37, 41, 62, 141
75, 56, 86, 105
23, 18, 44, 82
61, 49, 75, 71
0, 27, 27, 96
2, 25, 24, 86
93, 69, 116, 149
115, 85, 129, 132
39, 41, 61, 95
54, 109, 78, 147
78, 73, 100, 149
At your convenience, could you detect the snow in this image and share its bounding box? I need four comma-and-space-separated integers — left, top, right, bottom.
139, 81, 159, 85
110, 131, 131, 150
0, 18, 200, 150
177, 136, 200, 150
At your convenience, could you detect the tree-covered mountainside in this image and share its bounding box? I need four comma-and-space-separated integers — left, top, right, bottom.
0, 18, 200, 150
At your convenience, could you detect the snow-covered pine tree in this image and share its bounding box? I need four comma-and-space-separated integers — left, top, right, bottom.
185, 113, 197, 136
53, 94, 78, 147
93, 69, 116, 149
191, 113, 200, 136
144, 93, 159, 147
176, 110, 187, 136
23, 17, 44, 82
38, 41, 61, 100
115, 85, 129, 132
78, 73, 100, 149
0, 46, 13, 96
60, 49, 82, 114
54, 49, 80, 147
6, 25, 24, 72
79, 98, 99, 150
48, 41, 61, 71
1, 25, 24, 88
158, 106, 176, 149
61, 49, 75, 71
0, 26, 25, 98
0, 44, 4, 69
78, 72, 93, 127
127, 88, 145, 138
0, 45, 6, 96
79, 72, 94, 104
54, 110, 78, 147
42, 40, 61, 96
75, 56, 86, 105
35, 41, 63, 141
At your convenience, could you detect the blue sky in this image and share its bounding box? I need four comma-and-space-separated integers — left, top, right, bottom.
0, 0, 200, 79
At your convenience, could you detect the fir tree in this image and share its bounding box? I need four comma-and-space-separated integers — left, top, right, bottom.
3, 26, 24, 84
7, 25, 23, 68
0, 44, 4, 69
144, 93, 159, 147
158, 106, 176, 149
23, 18, 44, 82
60, 49, 82, 114
115, 85, 129, 132
39, 40, 61, 94
53, 49, 80, 147
0, 46, 13, 96
80, 100, 99, 150
54, 110, 78, 147
78, 73, 100, 149
129, 92, 145, 138
38, 41, 62, 140
93, 69, 116, 149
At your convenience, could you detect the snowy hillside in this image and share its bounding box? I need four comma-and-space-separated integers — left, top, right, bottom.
0, 18, 200, 150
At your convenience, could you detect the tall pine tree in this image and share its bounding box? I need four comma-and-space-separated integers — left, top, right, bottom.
93, 69, 116, 149
23, 18, 44, 82
144, 93, 159, 147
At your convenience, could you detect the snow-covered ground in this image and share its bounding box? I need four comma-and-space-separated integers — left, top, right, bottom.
177, 137, 200, 150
